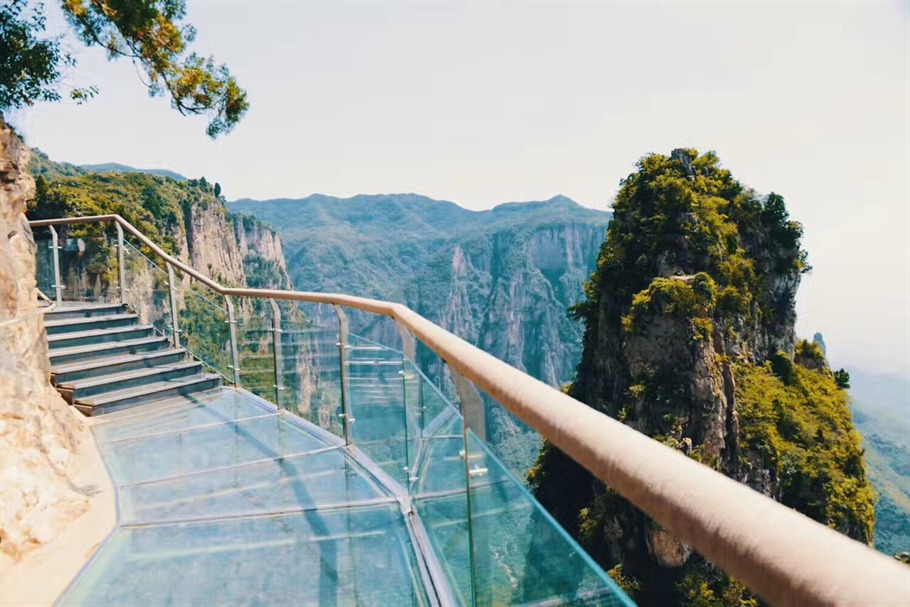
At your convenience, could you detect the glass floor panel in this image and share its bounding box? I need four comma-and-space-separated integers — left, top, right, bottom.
59, 505, 430, 607
100, 414, 330, 485
62, 386, 631, 606
93, 390, 272, 443
120, 448, 391, 524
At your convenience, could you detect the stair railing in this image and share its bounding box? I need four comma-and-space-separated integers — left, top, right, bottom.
28, 214, 910, 607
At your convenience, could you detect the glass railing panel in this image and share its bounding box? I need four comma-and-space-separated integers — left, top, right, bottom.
56, 232, 119, 303
276, 311, 344, 438
121, 241, 172, 341
236, 315, 276, 401
32, 229, 56, 299
463, 387, 633, 607
346, 334, 412, 485
177, 280, 232, 380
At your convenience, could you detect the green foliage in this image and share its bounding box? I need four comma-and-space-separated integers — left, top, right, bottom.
769, 350, 795, 384
735, 361, 876, 542
623, 273, 716, 340
794, 339, 828, 372
243, 255, 283, 289
0, 0, 75, 109
27, 171, 192, 254
2, 0, 246, 137
29, 148, 86, 181
834, 368, 850, 389
606, 564, 640, 599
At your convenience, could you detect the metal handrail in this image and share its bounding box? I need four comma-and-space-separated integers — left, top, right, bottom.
29, 214, 910, 607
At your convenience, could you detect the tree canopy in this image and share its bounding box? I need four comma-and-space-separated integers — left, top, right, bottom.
0, 0, 247, 137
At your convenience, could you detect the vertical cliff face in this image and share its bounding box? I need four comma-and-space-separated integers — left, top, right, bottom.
0, 118, 90, 561
530, 149, 874, 606
28, 166, 292, 300
417, 222, 607, 388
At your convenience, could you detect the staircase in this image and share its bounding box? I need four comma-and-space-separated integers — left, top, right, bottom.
45, 303, 221, 416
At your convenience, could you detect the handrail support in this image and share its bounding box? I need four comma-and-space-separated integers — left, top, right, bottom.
224, 295, 240, 385
115, 223, 126, 304
166, 264, 180, 348
269, 299, 283, 405
333, 304, 352, 446
48, 225, 62, 303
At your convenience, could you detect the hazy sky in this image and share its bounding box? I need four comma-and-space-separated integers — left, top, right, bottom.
9, 1, 910, 375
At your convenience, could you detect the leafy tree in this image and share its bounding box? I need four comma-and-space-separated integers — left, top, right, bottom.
1, 0, 247, 137
834, 368, 851, 390
213, 182, 221, 198
1, 1, 71, 108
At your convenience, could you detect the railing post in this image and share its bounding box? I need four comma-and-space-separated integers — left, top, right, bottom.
225, 295, 240, 386
48, 226, 62, 303
333, 304, 353, 446
269, 299, 284, 406
115, 223, 126, 305
166, 264, 180, 348
396, 322, 418, 483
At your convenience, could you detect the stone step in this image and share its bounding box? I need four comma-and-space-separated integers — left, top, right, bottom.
52, 349, 187, 385
44, 313, 138, 335
44, 303, 127, 320
57, 361, 204, 404
75, 374, 223, 416
49, 336, 170, 366
47, 325, 154, 350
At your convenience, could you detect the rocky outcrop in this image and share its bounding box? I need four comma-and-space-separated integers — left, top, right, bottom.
530, 149, 871, 606
0, 117, 90, 560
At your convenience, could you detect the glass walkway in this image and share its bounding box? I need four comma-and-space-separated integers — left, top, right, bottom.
58, 387, 630, 606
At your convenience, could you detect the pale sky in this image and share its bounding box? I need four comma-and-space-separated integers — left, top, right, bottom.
8, 1, 910, 376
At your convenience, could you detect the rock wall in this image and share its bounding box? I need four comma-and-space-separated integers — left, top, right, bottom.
0, 117, 89, 560
415, 222, 607, 389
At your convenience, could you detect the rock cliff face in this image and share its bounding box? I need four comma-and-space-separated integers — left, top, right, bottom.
416, 221, 606, 388
0, 118, 89, 561
231, 194, 611, 389
529, 149, 874, 606
28, 165, 292, 303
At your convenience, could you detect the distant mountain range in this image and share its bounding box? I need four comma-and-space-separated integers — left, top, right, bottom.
847, 368, 910, 555
230, 193, 611, 384
29, 149, 186, 181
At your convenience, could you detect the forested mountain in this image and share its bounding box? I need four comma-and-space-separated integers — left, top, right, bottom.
27, 154, 291, 320
529, 149, 876, 605
230, 194, 612, 389
28, 149, 187, 182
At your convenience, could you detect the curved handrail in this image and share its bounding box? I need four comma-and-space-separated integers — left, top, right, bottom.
29, 214, 910, 606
